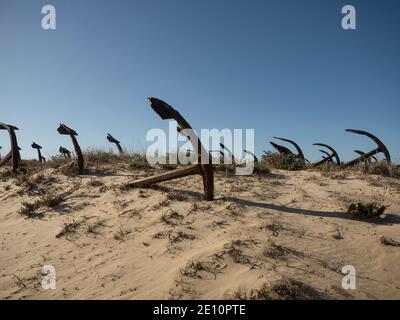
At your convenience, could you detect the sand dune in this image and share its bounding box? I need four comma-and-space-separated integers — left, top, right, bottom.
1, 165, 400, 300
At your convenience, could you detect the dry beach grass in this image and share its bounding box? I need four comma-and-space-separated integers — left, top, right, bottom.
0, 152, 400, 300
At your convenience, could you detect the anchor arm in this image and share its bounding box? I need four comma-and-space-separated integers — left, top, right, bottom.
313, 143, 340, 165
273, 137, 305, 160
270, 142, 294, 155
107, 133, 124, 155
243, 149, 259, 163
343, 129, 391, 167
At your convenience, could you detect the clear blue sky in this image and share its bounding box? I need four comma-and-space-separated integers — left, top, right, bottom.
1, 0, 399, 162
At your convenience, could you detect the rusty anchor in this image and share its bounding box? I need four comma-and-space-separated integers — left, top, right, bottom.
312, 143, 341, 166
127, 98, 214, 201
354, 150, 377, 163
107, 133, 124, 155
59, 146, 72, 159
272, 137, 306, 162
0, 123, 20, 173
219, 143, 236, 166
341, 129, 391, 168
31, 142, 46, 163
243, 149, 259, 163
57, 124, 84, 174
319, 149, 333, 163
209, 143, 236, 166
269, 141, 293, 156
209, 150, 225, 164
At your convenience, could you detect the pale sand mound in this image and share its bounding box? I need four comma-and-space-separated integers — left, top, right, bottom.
1, 167, 400, 300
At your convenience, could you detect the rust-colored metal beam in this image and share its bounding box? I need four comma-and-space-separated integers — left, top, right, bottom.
107, 133, 124, 155
31, 142, 45, 163
57, 124, 84, 174
313, 143, 340, 166
0, 123, 20, 173
127, 98, 214, 201
342, 129, 391, 168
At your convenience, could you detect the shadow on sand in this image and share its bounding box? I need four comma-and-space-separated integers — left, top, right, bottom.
226, 197, 400, 226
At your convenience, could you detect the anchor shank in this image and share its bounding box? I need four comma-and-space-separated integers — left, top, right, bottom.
342, 147, 379, 168
116, 143, 123, 155
0, 152, 12, 167
71, 135, 84, 173
127, 165, 201, 188
10, 130, 19, 172
36, 149, 42, 163
313, 154, 334, 167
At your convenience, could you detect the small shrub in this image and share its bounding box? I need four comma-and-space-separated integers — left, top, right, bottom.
168, 231, 195, 244
347, 202, 386, 218
56, 220, 81, 238
19, 200, 42, 218
129, 154, 151, 170
253, 161, 271, 175
365, 161, 400, 178
161, 209, 184, 226
86, 219, 106, 234
113, 227, 131, 241
261, 151, 304, 171
41, 194, 65, 208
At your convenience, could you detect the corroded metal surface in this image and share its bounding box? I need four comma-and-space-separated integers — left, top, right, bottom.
31, 142, 45, 163
57, 124, 84, 173
107, 133, 124, 155
342, 129, 391, 168
0, 123, 20, 172
313, 143, 341, 166
270, 141, 294, 155
354, 150, 377, 163
273, 137, 305, 161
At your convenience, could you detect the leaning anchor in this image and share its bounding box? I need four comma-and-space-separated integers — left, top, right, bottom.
319, 149, 333, 163
57, 124, 84, 174
342, 129, 391, 168
31, 142, 46, 163
312, 143, 341, 166
126, 98, 214, 201
354, 150, 377, 163
0, 123, 20, 173
273, 137, 306, 162
107, 133, 124, 155
269, 141, 293, 156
